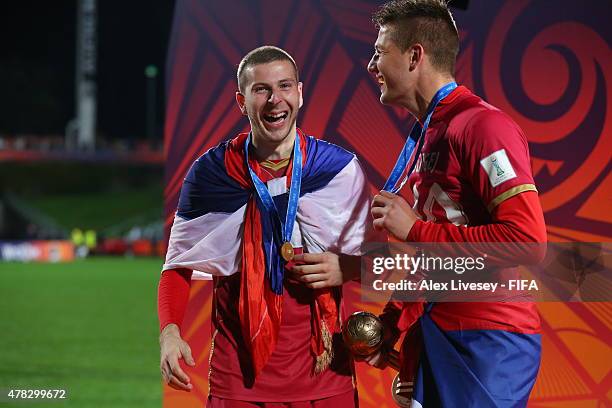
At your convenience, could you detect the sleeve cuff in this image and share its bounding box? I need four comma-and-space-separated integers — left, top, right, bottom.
406, 219, 425, 242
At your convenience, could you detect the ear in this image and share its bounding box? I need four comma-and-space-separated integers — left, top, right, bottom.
235, 92, 247, 115
408, 44, 425, 71
298, 82, 304, 109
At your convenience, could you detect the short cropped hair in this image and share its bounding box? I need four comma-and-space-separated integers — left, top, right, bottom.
236, 46, 299, 93
372, 0, 459, 74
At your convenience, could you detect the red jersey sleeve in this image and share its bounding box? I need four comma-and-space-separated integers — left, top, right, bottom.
408, 191, 546, 265
459, 109, 537, 212
157, 268, 193, 332
407, 109, 546, 263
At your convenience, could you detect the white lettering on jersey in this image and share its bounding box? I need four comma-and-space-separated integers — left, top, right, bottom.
480, 149, 517, 187
430, 183, 468, 225
412, 183, 468, 226
412, 182, 436, 222
415, 183, 468, 226
415, 152, 439, 173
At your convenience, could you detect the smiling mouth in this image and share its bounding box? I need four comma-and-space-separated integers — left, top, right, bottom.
377, 76, 385, 86
263, 111, 288, 123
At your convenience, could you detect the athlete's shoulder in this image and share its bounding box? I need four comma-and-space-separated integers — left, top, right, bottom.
189, 133, 249, 177
436, 86, 482, 121
181, 136, 246, 195
300, 133, 361, 193
442, 88, 501, 125
463, 106, 525, 143
444, 89, 525, 146
448, 88, 519, 130
303, 134, 356, 173
195, 140, 229, 164
305, 134, 355, 161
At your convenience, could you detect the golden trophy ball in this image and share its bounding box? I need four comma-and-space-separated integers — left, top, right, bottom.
343, 311, 410, 407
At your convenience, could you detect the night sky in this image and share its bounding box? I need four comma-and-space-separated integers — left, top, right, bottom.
0, 0, 175, 141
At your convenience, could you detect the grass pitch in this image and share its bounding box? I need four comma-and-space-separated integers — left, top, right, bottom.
0, 257, 163, 407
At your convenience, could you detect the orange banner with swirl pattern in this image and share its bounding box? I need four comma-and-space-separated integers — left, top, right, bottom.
163, 1, 611, 406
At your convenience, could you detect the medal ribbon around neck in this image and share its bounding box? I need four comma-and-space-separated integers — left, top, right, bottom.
244, 131, 302, 263
383, 82, 457, 193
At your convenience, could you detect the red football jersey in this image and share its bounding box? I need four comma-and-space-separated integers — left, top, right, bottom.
408, 86, 537, 226
403, 86, 542, 333
158, 158, 356, 403
207, 160, 354, 402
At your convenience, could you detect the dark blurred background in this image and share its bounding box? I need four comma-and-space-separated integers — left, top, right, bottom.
0, 0, 173, 139
0, 0, 175, 255
0, 2, 175, 406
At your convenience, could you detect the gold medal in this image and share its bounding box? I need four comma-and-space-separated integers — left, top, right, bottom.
280, 242, 294, 261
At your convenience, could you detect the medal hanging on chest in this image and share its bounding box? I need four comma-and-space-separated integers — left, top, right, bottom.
280, 241, 295, 262
244, 132, 302, 262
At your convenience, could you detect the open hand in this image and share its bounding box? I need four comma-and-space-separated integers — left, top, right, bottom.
159, 324, 195, 391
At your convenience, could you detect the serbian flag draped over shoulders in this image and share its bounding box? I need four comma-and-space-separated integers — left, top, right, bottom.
163, 129, 372, 376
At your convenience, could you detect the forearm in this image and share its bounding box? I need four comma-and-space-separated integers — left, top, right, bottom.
407, 192, 546, 266
378, 301, 403, 345
157, 268, 193, 332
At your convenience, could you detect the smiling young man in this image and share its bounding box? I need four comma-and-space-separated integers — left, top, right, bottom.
363, 1, 547, 407
157, 46, 372, 407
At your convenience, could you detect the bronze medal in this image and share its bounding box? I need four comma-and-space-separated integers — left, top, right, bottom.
391, 373, 412, 407
280, 242, 294, 261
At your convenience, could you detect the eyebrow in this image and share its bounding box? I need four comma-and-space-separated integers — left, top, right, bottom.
251, 78, 296, 87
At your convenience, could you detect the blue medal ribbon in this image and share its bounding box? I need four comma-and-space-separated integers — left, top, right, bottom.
383, 82, 457, 193
244, 131, 302, 278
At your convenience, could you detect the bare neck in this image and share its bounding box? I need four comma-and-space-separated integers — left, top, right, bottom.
251, 124, 297, 161
411, 73, 456, 122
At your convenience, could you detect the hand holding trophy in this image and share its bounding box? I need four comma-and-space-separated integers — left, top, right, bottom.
342, 311, 411, 407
